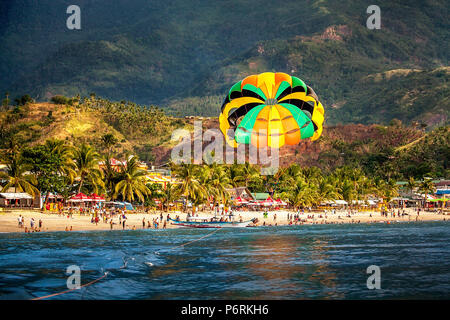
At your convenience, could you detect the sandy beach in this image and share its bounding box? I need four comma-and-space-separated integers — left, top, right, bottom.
0, 208, 448, 233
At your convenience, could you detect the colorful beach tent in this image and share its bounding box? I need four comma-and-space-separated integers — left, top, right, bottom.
89, 193, 105, 202
68, 193, 90, 202
235, 196, 249, 204
260, 196, 275, 206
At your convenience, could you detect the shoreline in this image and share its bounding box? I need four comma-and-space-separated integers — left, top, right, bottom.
0, 208, 448, 234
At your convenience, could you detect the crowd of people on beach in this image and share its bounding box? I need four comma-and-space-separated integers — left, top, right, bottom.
13, 201, 448, 233
17, 215, 44, 233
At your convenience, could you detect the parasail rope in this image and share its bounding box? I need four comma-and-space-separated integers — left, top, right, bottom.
31, 228, 221, 300
155, 227, 221, 254
31, 271, 109, 300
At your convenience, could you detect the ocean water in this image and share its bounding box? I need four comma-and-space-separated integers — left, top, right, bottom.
0, 221, 449, 300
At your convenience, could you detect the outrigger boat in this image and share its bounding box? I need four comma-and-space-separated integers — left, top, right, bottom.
169, 214, 255, 228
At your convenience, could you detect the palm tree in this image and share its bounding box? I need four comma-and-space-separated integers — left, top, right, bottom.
1, 150, 38, 196
44, 139, 76, 182
233, 162, 260, 187
206, 164, 232, 207
418, 178, 435, 208
114, 156, 150, 202
101, 153, 119, 198
382, 179, 399, 204
157, 182, 179, 211
172, 163, 206, 212
316, 177, 342, 204
72, 143, 104, 193
101, 133, 118, 155
406, 177, 416, 196
287, 179, 318, 209
37, 139, 76, 204
228, 163, 242, 188
340, 179, 358, 203
3, 92, 9, 107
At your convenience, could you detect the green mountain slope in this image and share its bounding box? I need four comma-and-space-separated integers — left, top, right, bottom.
1, 0, 449, 125
1, 99, 447, 178
172, 18, 448, 126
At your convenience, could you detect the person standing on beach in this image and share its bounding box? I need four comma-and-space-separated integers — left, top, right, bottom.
30, 218, 35, 229
142, 218, 146, 229
122, 219, 126, 230
110, 219, 113, 230
39, 219, 42, 229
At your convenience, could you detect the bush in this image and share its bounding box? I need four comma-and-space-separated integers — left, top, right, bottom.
50, 95, 69, 105
14, 94, 33, 106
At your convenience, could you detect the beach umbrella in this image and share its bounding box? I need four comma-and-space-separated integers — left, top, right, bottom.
219, 72, 324, 148
68, 192, 90, 202
260, 196, 275, 206
276, 198, 287, 206
235, 196, 249, 204
89, 193, 105, 202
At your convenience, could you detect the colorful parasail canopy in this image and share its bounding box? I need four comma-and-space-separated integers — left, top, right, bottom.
219, 72, 325, 148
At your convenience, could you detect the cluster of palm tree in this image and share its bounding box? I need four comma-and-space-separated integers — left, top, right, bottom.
1, 137, 422, 210
270, 165, 399, 209
0, 143, 39, 196
162, 162, 403, 211
405, 177, 437, 205
0, 138, 152, 204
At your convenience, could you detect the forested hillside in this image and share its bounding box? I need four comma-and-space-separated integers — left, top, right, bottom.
2, 98, 448, 179
1, 0, 448, 126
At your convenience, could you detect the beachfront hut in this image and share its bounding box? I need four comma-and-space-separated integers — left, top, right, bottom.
41, 193, 65, 211
234, 196, 249, 205
0, 192, 34, 208
226, 187, 255, 201
251, 192, 270, 201
436, 189, 450, 197
428, 197, 449, 210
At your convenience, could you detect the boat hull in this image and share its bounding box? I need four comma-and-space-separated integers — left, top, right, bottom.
169, 218, 252, 228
